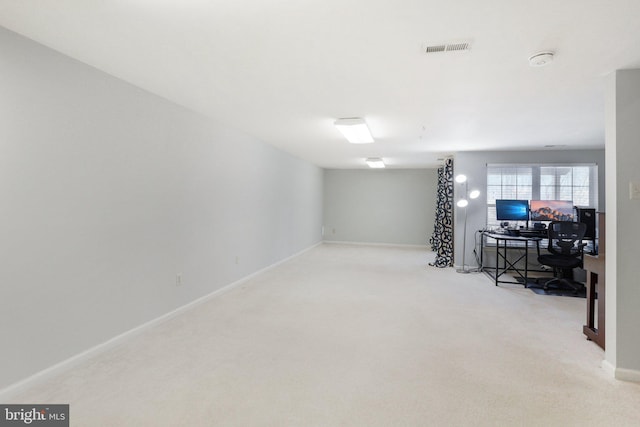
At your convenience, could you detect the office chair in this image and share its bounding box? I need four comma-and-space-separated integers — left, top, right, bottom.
537, 221, 587, 293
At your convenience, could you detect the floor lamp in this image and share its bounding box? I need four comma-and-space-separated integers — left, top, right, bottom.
455, 174, 480, 273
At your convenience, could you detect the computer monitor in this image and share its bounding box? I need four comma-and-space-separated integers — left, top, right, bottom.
530, 200, 574, 221
495, 199, 529, 221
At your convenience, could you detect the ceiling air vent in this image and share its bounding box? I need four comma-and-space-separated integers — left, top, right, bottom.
446, 42, 470, 52
423, 41, 471, 54
425, 45, 446, 53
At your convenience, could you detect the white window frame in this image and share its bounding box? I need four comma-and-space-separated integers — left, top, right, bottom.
486, 163, 598, 227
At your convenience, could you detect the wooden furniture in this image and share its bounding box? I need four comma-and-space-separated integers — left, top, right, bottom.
583, 212, 605, 350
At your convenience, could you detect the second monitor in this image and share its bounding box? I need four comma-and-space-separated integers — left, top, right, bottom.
529, 200, 574, 221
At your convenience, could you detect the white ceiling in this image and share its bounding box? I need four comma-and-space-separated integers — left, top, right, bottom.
1, 1, 640, 168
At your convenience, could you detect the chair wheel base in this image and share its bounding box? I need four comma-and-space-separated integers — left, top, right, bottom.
541, 278, 584, 293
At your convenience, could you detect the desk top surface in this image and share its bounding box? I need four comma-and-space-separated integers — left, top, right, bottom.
483, 231, 542, 241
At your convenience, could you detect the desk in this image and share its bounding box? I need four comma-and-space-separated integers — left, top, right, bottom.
481, 232, 541, 286
583, 212, 605, 349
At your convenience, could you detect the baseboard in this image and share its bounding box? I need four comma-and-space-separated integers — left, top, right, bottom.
601, 359, 616, 378
615, 367, 640, 382
323, 240, 429, 249
452, 263, 482, 271
0, 242, 322, 400
601, 360, 640, 382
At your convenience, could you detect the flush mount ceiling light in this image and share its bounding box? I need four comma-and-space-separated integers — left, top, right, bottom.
365, 157, 385, 168
528, 51, 554, 67
334, 118, 374, 144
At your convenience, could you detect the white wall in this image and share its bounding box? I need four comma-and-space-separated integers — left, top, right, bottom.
0, 27, 323, 389
323, 169, 437, 245
453, 150, 605, 267
605, 69, 640, 379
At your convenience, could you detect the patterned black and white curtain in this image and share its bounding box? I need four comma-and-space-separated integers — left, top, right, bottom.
429, 158, 454, 267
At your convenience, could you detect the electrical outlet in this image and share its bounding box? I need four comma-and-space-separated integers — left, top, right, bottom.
176, 274, 183, 287
235, 256, 239, 265
630, 181, 640, 200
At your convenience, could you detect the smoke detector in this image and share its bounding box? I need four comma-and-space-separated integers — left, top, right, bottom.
529, 51, 554, 67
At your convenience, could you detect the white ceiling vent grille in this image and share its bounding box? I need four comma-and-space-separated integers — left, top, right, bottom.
423, 41, 471, 54
425, 45, 446, 53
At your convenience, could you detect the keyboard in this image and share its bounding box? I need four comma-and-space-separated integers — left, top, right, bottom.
518, 229, 547, 238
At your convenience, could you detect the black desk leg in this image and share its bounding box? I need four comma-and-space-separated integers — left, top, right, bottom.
494, 241, 499, 286
524, 243, 528, 288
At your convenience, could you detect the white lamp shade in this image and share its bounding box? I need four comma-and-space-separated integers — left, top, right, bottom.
469, 189, 480, 199
457, 199, 469, 208
334, 118, 374, 144
455, 174, 467, 183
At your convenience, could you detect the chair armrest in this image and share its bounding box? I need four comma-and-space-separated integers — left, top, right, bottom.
577, 242, 588, 265
532, 237, 542, 257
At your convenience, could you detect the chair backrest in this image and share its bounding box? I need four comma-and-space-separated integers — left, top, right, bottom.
546, 221, 587, 256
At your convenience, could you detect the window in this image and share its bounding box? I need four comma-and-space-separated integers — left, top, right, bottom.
486, 164, 598, 227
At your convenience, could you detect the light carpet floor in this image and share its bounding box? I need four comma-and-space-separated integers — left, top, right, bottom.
3, 243, 640, 426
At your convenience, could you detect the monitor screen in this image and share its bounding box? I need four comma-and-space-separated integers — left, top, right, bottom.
495, 199, 529, 221
530, 200, 574, 221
